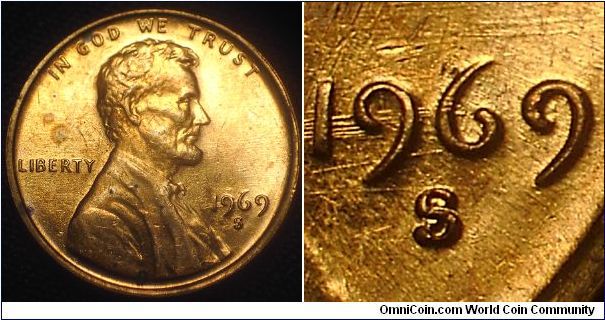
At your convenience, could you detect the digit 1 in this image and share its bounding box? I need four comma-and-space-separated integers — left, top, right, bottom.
312, 78, 334, 159
214, 194, 219, 211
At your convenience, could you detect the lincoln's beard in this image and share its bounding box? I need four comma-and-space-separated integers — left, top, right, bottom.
142, 131, 203, 165
174, 142, 203, 164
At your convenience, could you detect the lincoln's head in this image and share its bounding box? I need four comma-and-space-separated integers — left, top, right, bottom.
96, 39, 210, 166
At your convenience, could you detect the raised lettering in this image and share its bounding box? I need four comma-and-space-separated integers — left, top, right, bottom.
255, 194, 270, 217
233, 52, 245, 65
107, 26, 120, 40
91, 32, 104, 47
245, 64, 260, 77
76, 41, 90, 55
188, 23, 202, 40
47, 56, 70, 80
54, 56, 70, 74
157, 18, 167, 33
413, 188, 462, 248
137, 18, 154, 33
16, 158, 95, 173
202, 32, 216, 48
435, 58, 503, 157
73, 159, 82, 173
521, 80, 593, 187
35, 159, 46, 172
84, 159, 95, 173
48, 69, 60, 80
61, 159, 72, 173
353, 82, 419, 183
18, 159, 27, 172
216, 191, 271, 218
48, 159, 57, 172
219, 41, 233, 55
311, 79, 334, 158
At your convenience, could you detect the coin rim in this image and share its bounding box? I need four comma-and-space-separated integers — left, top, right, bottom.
5, 9, 301, 297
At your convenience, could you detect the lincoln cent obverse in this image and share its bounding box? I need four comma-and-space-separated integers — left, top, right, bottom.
6, 9, 299, 296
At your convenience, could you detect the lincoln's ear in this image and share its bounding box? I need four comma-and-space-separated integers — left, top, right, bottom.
125, 99, 141, 126
128, 111, 141, 126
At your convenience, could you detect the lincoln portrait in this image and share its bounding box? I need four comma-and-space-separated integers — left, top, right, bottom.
67, 39, 230, 280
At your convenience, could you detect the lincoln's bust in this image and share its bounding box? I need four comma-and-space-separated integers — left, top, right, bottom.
67, 39, 230, 280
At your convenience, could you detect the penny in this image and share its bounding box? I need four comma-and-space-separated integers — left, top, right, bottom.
304, 2, 603, 301
6, 9, 299, 296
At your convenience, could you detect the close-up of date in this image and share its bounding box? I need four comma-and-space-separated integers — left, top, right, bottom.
308, 58, 593, 189
214, 191, 271, 230
304, 2, 603, 302
306, 59, 594, 249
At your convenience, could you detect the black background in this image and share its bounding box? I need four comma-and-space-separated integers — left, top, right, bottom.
1, 1, 302, 301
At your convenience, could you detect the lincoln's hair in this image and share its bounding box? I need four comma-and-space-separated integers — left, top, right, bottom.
96, 39, 199, 142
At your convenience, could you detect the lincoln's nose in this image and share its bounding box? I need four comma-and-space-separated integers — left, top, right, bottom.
192, 99, 210, 125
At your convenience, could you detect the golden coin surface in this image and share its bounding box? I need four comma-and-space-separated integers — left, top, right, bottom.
304, 2, 604, 301
6, 9, 299, 296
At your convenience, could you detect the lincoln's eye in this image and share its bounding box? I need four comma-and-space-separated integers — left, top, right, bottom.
177, 98, 190, 111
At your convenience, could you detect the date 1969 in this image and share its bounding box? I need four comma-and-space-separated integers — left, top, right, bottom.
307, 56, 594, 248
214, 191, 270, 230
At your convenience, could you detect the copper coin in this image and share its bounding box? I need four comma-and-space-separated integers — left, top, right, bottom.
304, 2, 603, 301
6, 8, 300, 296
